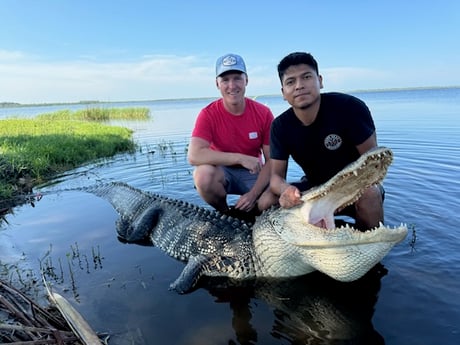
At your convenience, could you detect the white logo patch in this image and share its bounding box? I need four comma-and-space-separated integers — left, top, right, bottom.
324, 134, 342, 150
249, 132, 258, 139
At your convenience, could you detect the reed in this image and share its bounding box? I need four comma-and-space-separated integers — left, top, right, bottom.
36, 107, 150, 121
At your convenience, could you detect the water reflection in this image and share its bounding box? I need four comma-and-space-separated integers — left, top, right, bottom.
201, 264, 386, 344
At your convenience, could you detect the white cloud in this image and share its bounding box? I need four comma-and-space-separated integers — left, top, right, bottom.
0, 50, 25, 60
0, 53, 217, 104
0, 51, 458, 104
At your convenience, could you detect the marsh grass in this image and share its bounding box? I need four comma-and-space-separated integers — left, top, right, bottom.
0, 117, 135, 205
36, 107, 150, 121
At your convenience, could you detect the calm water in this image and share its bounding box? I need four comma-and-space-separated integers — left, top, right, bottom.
1, 88, 459, 344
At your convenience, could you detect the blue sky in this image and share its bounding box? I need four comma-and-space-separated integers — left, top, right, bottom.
1, 0, 459, 104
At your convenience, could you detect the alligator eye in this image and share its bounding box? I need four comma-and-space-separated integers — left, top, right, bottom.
271, 219, 280, 228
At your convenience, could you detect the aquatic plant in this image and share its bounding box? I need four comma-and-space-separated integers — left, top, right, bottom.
36, 107, 150, 121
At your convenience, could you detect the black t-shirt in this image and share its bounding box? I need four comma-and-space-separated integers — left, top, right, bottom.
270, 92, 375, 186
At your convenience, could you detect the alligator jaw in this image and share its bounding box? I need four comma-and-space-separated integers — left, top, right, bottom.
298, 147, 394, 230
269, 147, 407, 246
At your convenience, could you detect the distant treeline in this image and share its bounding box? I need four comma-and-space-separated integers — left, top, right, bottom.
0, 100, 101, 108
0, 102, 22, 107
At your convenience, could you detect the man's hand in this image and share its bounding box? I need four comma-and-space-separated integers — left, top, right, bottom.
235, 191, 258, 212
240, 155, 262, 174
279, 185, 303, 209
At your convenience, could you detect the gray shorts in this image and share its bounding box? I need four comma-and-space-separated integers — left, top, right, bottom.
222, 166, 258, 195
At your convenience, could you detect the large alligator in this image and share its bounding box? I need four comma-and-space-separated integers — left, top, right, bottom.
83, 146, 407, 293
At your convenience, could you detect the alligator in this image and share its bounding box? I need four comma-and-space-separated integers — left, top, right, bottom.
83, 146, 407, 293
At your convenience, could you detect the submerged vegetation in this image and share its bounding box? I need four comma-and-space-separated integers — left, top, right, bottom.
0, 108, 148, 208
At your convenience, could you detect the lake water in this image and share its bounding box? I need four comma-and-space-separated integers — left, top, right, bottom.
1, 88, 459, 344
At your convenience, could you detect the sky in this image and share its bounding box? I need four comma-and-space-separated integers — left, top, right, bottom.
1, 0, 459, 104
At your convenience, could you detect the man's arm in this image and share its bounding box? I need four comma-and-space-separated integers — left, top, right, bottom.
188, 137, 261, 173
357, 131, 378, 154
269, 158, 288, 196
248, 144, 271, 196
234, 144, 272, 211
270, 158, 303, 208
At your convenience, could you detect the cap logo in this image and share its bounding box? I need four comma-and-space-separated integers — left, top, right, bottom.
222, 55, 238, 66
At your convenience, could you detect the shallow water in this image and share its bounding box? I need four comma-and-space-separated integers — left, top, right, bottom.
1, 88, 459, 344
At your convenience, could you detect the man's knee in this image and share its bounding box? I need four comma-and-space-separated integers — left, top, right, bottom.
193, 165, 222, 190
354, 185, 384, 228
357, 185, 384, 207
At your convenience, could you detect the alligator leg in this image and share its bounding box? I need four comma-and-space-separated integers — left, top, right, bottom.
169, 254, 211, 294
170, 254, 246, 294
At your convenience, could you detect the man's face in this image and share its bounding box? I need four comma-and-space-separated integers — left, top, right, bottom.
216, 72, 248, 103
281, 64, 323, 109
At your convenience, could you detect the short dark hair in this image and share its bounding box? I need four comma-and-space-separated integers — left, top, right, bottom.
277, 52, 319, 83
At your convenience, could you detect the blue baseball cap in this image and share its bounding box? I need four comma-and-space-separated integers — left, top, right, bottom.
215, 54, 247, 77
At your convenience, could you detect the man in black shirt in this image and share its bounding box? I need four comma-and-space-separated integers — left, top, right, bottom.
270, 52, 384, 230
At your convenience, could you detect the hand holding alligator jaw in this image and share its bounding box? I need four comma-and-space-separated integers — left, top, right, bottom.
279, 185, 303, 208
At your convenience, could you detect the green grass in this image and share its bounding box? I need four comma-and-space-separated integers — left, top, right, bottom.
36, 107, 150, 121
0, 117, 136, 204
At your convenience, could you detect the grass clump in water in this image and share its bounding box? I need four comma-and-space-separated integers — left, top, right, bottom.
36, 107, 150, 121
0, 118, 135, 204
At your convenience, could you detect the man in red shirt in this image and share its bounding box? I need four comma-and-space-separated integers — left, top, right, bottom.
188, 54, 276, 218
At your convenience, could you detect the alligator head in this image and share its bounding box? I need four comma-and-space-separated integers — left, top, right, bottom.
259, 147, 408, 282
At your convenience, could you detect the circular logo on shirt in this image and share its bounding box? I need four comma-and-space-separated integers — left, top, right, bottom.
324, 134, 342, 150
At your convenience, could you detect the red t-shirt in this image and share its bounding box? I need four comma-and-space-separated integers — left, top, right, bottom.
191, 98, 274, 159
